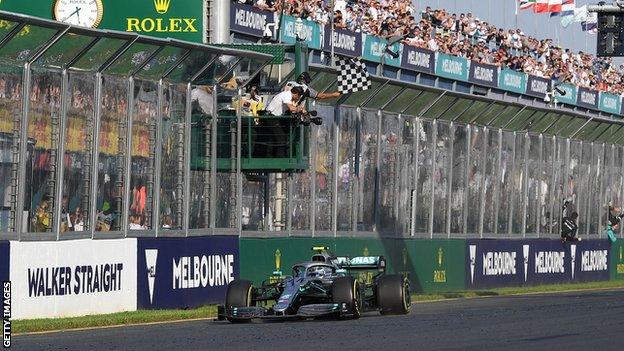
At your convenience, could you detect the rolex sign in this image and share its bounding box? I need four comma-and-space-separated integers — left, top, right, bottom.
0, 0, 205, 43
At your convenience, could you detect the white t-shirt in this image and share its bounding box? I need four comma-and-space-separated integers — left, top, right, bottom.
191, 88, 213, 115
267, 90, 294, 116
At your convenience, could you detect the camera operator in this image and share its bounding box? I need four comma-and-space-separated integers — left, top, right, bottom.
284, 72, 341, 102
267, 86, 305, 116
263, 86, 306, 157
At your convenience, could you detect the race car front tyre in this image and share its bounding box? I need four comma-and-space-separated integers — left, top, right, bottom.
332, 276, 362, 319
225, 280, 255, 323
377, 275, 411, 315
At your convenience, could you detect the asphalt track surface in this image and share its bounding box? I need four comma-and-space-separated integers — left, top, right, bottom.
13, 288, 624, 351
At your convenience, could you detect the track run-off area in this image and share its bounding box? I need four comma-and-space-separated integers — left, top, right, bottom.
13, 288, 624, 351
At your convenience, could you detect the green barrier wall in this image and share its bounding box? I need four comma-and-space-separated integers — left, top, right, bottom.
611, 241, 624, 281
239, 237, 465, 293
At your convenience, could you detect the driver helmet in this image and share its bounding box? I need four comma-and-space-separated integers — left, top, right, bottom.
308, 265, 327, 278
297, 71, 312, 84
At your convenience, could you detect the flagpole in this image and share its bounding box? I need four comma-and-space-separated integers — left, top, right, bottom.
515, 0, 519, 30
555, 15, 560, 46
330, 0, 335, 67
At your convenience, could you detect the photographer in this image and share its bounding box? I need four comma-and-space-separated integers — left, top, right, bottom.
263, 86, 306, 157
284, 72, 341, 102
267, 86, 305, 116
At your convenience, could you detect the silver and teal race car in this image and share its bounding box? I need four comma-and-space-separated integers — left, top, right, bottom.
217, 247, 411, 322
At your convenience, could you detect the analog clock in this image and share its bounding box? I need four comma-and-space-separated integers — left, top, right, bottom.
53, 0, 104, 28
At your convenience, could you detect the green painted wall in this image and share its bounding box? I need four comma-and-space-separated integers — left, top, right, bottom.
239, 237, 465, 293
610, 241, 624, 281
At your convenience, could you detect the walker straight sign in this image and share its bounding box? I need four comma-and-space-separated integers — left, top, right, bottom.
10, 239, 137, 319
137, 236, 239, 309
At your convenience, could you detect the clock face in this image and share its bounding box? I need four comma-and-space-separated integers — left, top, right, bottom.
53, 0, 104, 28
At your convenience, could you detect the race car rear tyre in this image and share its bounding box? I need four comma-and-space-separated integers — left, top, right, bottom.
225, 280, 255, 323
332, 276, 362, 319
377, 275, 411, 315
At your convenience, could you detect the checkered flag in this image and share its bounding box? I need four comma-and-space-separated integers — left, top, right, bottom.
337, 57, 371, 94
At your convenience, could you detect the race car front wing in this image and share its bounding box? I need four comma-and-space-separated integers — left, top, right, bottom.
217, 303, 353, 321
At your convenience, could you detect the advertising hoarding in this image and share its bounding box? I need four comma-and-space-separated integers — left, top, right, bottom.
466, 239, 610, 289
435, 53, 468, 81
525, 75, 550, 99
0, 0, 205, 42
0, 241, 8, 285
137, 236, 239, 309
554, 83, 578, 106
362, 35, 402, 67
498, 69, 527, 94
323, 27, 362, 57
577, 87, 600, 110
400, 46, 435, 74
468, 62, 498, 88
279, 15, 322, 49
599, 92, 622, 115
10, 239, 137, 319
231, 2, 276, 39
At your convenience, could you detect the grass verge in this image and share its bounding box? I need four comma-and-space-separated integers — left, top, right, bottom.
14, 305, 217, 335
14, 280, 624, 335
411, 279, 624, 302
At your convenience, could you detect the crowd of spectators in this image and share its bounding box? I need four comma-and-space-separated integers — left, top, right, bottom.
238, 0, 624, 95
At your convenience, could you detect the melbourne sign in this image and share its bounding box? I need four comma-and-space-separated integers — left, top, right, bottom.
435, 53, 468, 81
599, 92, 622, 115
498, 69, 527, 94
279, 15, 322, 49
400, 46, 435, 74
324, 27, 362, 57
573, 240, 610, 282
0, 242, 7, 285
525, 75, 550, 99
0, 0, 205, 42
577, 87, 600, 110
468, 62, 498, 88
467, 240, 523, 288
553, 82, 578, 106
466, 239, 609, 289
231, 2, 276, 38
137, 236, 239, 309
362, 35, 401, 67
9, 239, 137, 319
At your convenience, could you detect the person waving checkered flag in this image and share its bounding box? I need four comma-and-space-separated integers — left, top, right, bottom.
337, 57, 371, 94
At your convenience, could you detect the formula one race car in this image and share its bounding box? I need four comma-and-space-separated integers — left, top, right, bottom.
217, 247, 411, 322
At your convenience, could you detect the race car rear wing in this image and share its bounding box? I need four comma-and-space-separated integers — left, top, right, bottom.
310, 246, 386, 272
333, 256, 386, 272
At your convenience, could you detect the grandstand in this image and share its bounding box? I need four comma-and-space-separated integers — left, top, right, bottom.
230, 0, 624, 238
